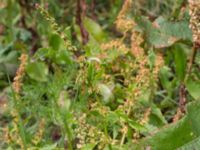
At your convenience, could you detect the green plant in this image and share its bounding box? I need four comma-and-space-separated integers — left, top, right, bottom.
0, 0, 200, 149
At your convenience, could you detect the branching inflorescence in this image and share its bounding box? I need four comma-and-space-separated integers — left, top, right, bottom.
188, 0, 200, 46
13, 53, 28, 94
35, 4, 77, 52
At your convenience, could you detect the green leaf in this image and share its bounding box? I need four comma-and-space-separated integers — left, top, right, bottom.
134, 100, 200, 150
40, 143, 57, 150
26, 62, 48, 82
150, 104, 167, 126
106, 112, 119, 124
49, 33, 62, 50
34, 47, 52, 60
19, 28, 31, 41
54, 49, 72, 65
35, 48, 72, 65
83, 17, 107, 42
177, 136, 200, 150
116, 111, 146, 132
137, 17, 192, 48
81, 143, 96, 150
173, 44, 187, 81
0, 51, 18, 63
63, 26, 72, 41
148, 50, 156, 70
74, 21, 102, 56
159, 66, 172, 90
186, 78, 200, 100
128, 119, 146, 132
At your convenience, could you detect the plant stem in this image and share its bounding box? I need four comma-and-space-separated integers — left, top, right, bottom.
6, 71, 27, 150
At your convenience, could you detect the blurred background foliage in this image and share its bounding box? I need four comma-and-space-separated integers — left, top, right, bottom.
0, 0, 200, 149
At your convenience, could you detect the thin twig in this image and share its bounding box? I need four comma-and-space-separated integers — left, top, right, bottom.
187, 44, 198, 75
179, 84, 187, 113
76, 0, 89, 45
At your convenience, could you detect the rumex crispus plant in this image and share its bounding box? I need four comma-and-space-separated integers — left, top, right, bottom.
0, 0, 200, 150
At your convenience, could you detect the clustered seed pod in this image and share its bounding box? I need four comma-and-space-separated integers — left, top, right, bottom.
188, 0, 200, 46
115, 0, 136, 32
75, 113, 109, 149
13, 53, 28, 93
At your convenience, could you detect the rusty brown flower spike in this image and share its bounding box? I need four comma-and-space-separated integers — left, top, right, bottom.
188, 0, 200, 46
13, 53, 28, 94
116, 0, 135, 32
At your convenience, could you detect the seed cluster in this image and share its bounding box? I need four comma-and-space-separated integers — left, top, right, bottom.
13, 53, 28, 94
75, 113, 109, 149
115, 0, 136, 32
188, 0, 200, 45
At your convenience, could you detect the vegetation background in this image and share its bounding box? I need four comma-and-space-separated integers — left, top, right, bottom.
0, 0, 200, 149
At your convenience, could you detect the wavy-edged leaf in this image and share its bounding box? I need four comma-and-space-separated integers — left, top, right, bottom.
134, 100, 200, 150
137, 16, 192, 48
177, 136, 200, 150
